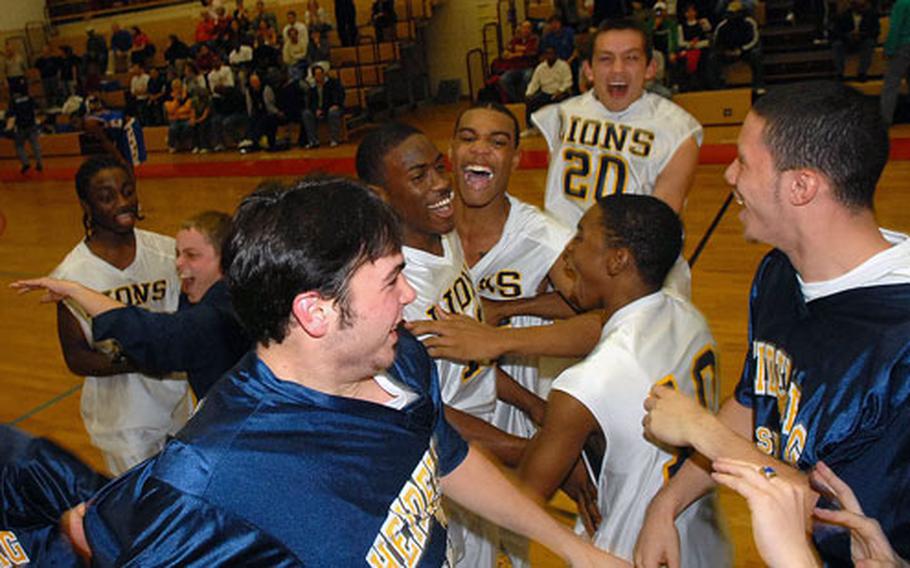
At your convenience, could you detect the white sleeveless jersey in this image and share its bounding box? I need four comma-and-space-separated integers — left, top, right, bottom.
533, 90, 703, 229
552, 290, 728, 564
52, 229, 192, 461
402, 233, 496, 420
468, 196, 574, 438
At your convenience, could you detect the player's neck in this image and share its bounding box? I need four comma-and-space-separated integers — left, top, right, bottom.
454, 192, 510, 267
599, 278, 656, 322
402, 227, 445, 257
85, 228, 137, 271
785, 210, 890, 283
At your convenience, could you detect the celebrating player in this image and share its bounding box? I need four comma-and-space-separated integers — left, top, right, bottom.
636, 82, 910, 566
13, 211, 249, 399
518, 194, 729, 564
44, 155, 191, 475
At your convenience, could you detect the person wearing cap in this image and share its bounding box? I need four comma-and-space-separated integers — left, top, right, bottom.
710, 0, 765, 91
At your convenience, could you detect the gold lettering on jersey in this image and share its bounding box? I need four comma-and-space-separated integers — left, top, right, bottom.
0, 531, 29, 566
366, 444, 445, 567
561, 114, 654, 157
103, 279, 168, 306
478, 270, 522, 299
751, 341, 805, 463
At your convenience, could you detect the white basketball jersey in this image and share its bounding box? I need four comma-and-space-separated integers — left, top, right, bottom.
552, 290, 728, 564
533, 90, 703, 229
52, 229, 192, 458
402, 232, 496, 420
468, 196, 574, 438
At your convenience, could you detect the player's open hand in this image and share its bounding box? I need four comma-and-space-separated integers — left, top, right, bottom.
811, 461, 908, 568
406, 311, 505, 363
712, 458, 818, 568
10, 277, 82, 303
641, 385, 709, 448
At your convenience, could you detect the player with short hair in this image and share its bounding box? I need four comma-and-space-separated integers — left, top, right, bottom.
46, 156, 191, 475
518, 194, 729, 564
636, 81, 910, 566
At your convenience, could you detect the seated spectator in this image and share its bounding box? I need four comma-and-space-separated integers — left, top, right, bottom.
523, 46, 572, 134
196, 11, 218, 47
146, 66, 167, 125
165, 79, 193, 152
129, 64, 151, 123
196, 44, 217, 74
710, 1, 764, 91
831, 0, 879, 81
130, 26, 154, 66
229, 36, 255, 77
35, 44, 64, 108
541, 14, 576, 62
495, 20, 541, 102
648, 1, 679, 80
283, 26, 309, 80
183, 62, 208, 96
85, 28, 108, 82
3, 44, 27, 96
252, 35, 281, 74
220, 18, 245, 54
190, 87, 213, 153
164, 34, 192, 76
4, 92, 43, 174
282, 10, 309, 46
233, 0, 252, 31
307, 29, 332, 69
301, 63, 344, 148
370, 0, 397, 42
213, 5, 232, 38
255, 18, 278, 46
110, 23, 133, 73
304, 0, 331, 33
60, 46, 81, 99
240, 72, 280, 152
675, 3, 712, 90
252, 0, 278, 33
275, 70, 307, 147
207, 55, 243, 149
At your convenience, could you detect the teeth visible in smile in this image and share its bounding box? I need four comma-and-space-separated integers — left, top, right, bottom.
428, 193, 453, 210
465, 165, 493, 178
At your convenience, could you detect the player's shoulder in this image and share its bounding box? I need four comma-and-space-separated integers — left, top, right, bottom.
136, 229, 177, 257
505, 195, 574, 242
51, 240, 95, 278
643, 92, 702, 133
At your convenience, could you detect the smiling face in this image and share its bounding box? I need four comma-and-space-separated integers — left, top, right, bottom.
380, 134, 454, 246
175, 227, 222, 303
331, 252, 415, 374
81, 167, 139, 235
450, 107, 519, 210
589, 29, 655, 112
724, 111, 787, 245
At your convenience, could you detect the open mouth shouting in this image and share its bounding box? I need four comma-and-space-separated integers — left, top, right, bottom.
607, 80, 629, 99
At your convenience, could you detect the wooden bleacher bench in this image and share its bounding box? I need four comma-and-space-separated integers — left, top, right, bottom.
0, 131, 83, 159
672, 88, 752, 126
845, 79, 909, 96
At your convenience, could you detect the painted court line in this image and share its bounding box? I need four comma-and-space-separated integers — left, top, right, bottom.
8, 383, 82, 426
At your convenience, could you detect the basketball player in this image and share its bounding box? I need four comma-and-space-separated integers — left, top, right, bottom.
81, 94, 147, 169
13, 211, 248, 399
518, 194, 729, 564
71, 177, 621, 567
636, 82, 910, 566
48, 156, 191, 475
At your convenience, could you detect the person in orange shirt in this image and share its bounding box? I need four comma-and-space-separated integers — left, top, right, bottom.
164, 79, 193, 152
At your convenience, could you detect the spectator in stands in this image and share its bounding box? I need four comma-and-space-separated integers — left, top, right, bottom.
523, 46, 572, 134
283, 26, 309, 80
5, 92, 43, 174
85, 27, 108, 83
593, 0, 630, 26
497, 20, 541, 102
183, 62, 208, 96
307, 28, 332, 69
301, 63, 344, 148
60, 46, 81, 99
196, 11, 219, 48
213, 5, 232, 38
146, 66, 167, 126
255, 19, 279, 46
221, 18, 245, 54
882, 0, 910, 125
35, 44, 64, 108
275, 68, 307, 147
253, 35, 281, 74
196, 44, 217, 74
252, 0, 278, 34
305, 0, 331, 33
110, 23, 133, 74
129, 64, 151, 125
710, 1, 764, 91
371, 0, 397, 43
283, 10, 309, 47
3, 44, 27, 96
165, 34, 192, 76
541, 14, 576, 61
831, 0, 880, 82
674, 3, 712, 91
229, 35, 254, 77
190, 87, 213, 153
240, 71, 280, 152
208, 55, 244, 150
165, 79, 193, 152
233, 0, 252, 32
648, 2, 679, 79
335, 0, 358, 46
130, 26, 154, 67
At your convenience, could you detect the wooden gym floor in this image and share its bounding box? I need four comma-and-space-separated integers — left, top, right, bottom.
2, 103, 909, 566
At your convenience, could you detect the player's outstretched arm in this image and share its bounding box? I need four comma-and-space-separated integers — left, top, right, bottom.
652, 136, 699, 214
409, 310, 602, 362
12, 277, 124, 316
441, 445, 629, 568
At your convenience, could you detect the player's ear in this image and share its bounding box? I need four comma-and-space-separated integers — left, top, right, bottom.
605, 247, 631, 276
366, 182, 390, 204
788, 168, 820, 207
291, 291, 331, 338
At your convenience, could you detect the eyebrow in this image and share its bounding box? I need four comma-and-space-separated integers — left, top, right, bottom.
385, 261, 406, 284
